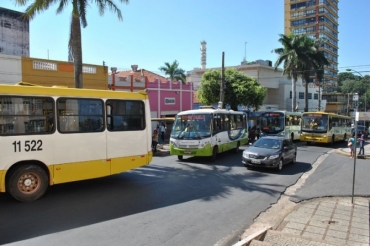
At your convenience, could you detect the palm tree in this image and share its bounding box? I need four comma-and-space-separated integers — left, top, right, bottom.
159, 60, 186, 84
15, 0, 129, 88
273, 33, 329, 112
273, 33, 308, 112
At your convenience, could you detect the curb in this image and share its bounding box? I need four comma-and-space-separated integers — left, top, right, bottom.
334, 148, 370, 159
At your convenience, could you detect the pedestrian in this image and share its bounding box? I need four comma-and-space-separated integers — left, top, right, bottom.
152, 129, 159, 153
358, 131, 365, 156
256, 127, 260, 140
348, 133, 356, 158
160, 123, 166, 142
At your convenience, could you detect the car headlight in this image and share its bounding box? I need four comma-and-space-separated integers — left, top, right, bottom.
243, 152, 249, 158
268, 154, 280, 159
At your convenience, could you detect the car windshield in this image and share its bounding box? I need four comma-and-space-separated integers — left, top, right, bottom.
253, 138, 282, 149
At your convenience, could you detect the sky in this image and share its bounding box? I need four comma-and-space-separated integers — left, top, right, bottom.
1, 0, 370, 77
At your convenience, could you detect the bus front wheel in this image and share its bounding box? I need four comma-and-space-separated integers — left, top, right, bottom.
7, 164, 48, 203
178, 155, 183, 160
211, 147, 218, 161
235, 142, 240, 153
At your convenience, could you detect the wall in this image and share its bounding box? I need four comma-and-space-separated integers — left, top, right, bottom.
21, 57, 108, 89
147, 79, 194, 117
0, 54, 22, 84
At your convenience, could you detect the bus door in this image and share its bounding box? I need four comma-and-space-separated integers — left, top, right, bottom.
106, 100, 148, 174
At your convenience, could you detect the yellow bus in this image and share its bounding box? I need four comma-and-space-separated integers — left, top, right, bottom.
300, 112, 352, 145
0, 83, 152, 202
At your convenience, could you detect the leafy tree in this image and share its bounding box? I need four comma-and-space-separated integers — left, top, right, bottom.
340, 74, 370, 110
196, 68, 266, 111
158, 60, 186, 84
337, 72, 357, 92
273, 33, 328, 112
15, 0, 128, 88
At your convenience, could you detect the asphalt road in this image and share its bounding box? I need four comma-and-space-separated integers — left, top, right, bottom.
0, 142, 347, 246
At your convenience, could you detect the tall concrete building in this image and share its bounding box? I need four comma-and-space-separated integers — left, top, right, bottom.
0, 7, 29, 56
284, 0, 339, 91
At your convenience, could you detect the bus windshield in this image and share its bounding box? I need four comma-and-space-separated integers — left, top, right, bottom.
260, 112, 285, 134
171, 114, 212, 139
301, 113, 328, 133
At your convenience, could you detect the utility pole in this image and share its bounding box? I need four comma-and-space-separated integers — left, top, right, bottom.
218, 52, 225, 109
352, 93, 359, 204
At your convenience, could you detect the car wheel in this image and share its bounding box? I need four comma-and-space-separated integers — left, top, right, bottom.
178, 155, 183, 160
277, 158, 283, 171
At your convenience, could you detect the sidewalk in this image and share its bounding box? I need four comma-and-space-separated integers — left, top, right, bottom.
152, 140, 170, 156
335, 143, 370, 159
238, 197, 370, 246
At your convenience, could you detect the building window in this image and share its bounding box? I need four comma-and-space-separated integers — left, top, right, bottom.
290, 91, 292, 99
299, 92, 304, 99
308, 93, 312, 99
33, 60, 57, 71
314, 93, 319, 100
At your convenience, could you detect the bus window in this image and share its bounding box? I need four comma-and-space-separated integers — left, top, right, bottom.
0, 96, 54, 135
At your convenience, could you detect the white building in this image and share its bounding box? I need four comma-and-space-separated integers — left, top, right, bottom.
187, 60, 326, 112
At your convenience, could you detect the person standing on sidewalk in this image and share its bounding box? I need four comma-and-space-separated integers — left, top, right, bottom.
152, 129, 159, 153
348, 133, 356, 158
160, 123, 166, 142
358, 131, 365, 156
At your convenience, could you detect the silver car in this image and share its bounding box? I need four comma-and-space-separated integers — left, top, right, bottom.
242, 136, 297, 171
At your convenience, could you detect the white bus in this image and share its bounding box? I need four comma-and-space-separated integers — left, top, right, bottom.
169, 108, 249, 160
0, 83, 152, 202
260, 111, 302, 141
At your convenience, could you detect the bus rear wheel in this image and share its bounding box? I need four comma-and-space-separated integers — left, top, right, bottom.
178, 155, 183, 160
7, 164, 48, 203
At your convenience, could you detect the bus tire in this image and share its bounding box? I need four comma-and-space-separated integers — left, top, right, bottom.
290, 133, 294, 142
7, 164, 48, 203
211, 146, 218, 161
178, 155, 183, 160
331, 135, 335, 145
343, 133, 347, 142
235, 142, 240, 153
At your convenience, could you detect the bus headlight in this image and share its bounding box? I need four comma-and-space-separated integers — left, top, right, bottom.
171, 141, 178, 147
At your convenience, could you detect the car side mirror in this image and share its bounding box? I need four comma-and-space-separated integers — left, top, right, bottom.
283, 146, 289, 151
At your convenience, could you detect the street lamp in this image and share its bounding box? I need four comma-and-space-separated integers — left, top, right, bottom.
346, 69, 365, 111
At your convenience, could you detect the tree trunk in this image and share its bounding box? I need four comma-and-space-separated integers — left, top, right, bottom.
304, 73, 310, 112
292, 78, 297, 112
72, 15, 83, 88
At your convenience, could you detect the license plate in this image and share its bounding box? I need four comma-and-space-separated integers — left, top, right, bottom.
184, 150, 192, 154
251, 159, 260, 164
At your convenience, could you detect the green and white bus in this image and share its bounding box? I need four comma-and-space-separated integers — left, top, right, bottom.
169, 108, 249, 160
260, 111, 302, 141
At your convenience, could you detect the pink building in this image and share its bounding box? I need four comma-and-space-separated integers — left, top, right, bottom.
108, 65, 194, 118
